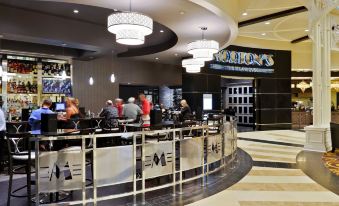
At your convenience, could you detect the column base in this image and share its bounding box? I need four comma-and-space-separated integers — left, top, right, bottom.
304, 126, 332, 152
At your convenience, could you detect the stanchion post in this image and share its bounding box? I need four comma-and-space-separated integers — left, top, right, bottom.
35, 139, 40, 206
93, 134, 97, 206
201, 128, 205, 187
133, 134, 137, 206
82, 136, 86, 205
141, 133, 146, 205
178, 129, 183, 194
206, 127, 210, 185
172, 130, 176, 196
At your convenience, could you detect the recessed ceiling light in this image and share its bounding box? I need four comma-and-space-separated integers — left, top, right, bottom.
261, 33, 266, 36
174, 53, 178, 56
61, 43, 67, 46
265, 22, 270, 25
113, 9, 118, 12
155, 57, 159, 60
305, 29, 309, 32
73, 9, 79, 14
180, 11, 185, 15
160, 30, 164, 33
242, 12, 248, 16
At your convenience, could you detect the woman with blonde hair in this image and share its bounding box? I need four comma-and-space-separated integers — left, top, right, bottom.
180, 99, 191, 121
64, 97, 80, 120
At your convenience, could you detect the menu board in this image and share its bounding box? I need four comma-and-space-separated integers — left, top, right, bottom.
42, 78, 72, 94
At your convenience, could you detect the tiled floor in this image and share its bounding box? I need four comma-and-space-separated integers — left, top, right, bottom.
187, 130, 339, 206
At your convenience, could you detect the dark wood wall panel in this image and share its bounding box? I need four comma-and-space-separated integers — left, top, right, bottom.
72, 56, 182, 112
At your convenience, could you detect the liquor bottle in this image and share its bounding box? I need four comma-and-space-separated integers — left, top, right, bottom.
54, 64, 57, 75
7, 80, 11, 93
33, 64, 37, 75
56, 64, 60, 75
60, 64, 64, 76
26, 81, 31, 93
8, 61, 13, 73
47, 64, 51, 76
13, 61, 18, 73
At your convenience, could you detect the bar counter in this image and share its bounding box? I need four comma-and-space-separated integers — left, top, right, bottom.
28, 119, 238, 205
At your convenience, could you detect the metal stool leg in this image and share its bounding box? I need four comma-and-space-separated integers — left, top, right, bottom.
7, 160, 13, 206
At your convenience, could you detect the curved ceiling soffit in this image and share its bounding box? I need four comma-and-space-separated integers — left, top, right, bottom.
33, 0, 178, 58
38, 0, 233, 57
189, 0, 239, 49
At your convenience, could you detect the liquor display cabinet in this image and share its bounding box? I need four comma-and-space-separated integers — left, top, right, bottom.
0, 53, 72, 120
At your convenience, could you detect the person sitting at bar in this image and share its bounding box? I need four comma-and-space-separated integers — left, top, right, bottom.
28, 98, 54, 131
57, 97, 80, 129
114, 98, 124, 118
139, 94, 151, 126
180, 99, 192, 121
100, 100, 118, 128
65, 97, 80, 120
123, 97, 142, 121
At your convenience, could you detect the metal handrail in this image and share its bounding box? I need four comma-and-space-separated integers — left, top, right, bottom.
33, 122, 238, 206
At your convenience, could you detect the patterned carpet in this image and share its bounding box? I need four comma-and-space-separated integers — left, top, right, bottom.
323, 150, 339, 176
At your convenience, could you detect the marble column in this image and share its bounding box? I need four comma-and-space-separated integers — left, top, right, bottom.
305, 15, 332, 152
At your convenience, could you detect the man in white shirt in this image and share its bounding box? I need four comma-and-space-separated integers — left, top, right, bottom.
0, 101, 6, 171
123, 97, 142, 121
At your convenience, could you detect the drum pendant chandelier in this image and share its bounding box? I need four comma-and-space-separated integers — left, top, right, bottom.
182, 58, 205, 73
107, 0, 153, 45
187, 27, 219, 61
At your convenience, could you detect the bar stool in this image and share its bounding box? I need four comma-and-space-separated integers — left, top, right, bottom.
6, 132, 34, 206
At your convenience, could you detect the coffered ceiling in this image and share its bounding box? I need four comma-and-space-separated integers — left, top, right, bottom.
237, 0, 310, 42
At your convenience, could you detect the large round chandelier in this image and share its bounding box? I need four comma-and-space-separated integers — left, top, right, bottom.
187, 27, 219, 61
182, 58, 204, 73
107, 1, 153, 45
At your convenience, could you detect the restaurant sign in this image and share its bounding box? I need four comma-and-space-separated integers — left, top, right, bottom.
210, 50, 275, 74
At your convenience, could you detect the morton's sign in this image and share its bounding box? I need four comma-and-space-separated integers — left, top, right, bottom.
210, 50, 275, 74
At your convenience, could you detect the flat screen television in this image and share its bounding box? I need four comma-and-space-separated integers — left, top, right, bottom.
42, 78, 72, 94
55, 102, 66, 111
203, 94, 212, 110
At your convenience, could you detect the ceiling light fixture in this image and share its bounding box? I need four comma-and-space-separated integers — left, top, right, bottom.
107, 0, 153, 45
110, 74, 116, 83
187, 27, 219, 62
180, 11, 185, 15
182, 58, 204, 73
242, 12, 248, 16
160, 30, 164, 33
89, 77, 94, 85
155, 57, 159, 60
305, 29, 309, 32
265, 22, 270, 25
174, 53, 178, 56
261, 33, 266, 36
73, 9, 79, 14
